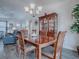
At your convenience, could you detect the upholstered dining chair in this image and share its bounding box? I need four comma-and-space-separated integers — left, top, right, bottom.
42, 31, 66, 59
16, 31, 35, 59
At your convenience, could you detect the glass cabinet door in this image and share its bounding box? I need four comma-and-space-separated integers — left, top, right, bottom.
39, 13, 58, 43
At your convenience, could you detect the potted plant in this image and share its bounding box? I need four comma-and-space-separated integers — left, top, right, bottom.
71, 4, 79, 55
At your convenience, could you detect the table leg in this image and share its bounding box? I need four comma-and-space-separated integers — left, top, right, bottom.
35, 46, 41, 59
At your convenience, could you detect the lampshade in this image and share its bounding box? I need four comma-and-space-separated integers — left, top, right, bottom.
36, 10, 40, 14
30, 3, 35, 9
37, 6, 43, 11
29, 10, 33, 14
24, 7, 29, 12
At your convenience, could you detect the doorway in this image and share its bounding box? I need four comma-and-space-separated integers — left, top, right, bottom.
0, 21, 7, 45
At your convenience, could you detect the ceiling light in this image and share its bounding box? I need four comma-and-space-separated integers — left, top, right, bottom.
29, 10, 33, 14
30, 3, 35, 9
38, 6, 43, 11
36, 10, 40, 14
16, 24, 20, 27
24, 7, 29, 12
24, 3, 43, 17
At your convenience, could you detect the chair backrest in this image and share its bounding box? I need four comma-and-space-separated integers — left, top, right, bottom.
17, 31, 25, 51
20, 29, 28, 38
54, 31, 66, 59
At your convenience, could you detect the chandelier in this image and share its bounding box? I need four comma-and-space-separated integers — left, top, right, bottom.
24, 3, 43, 17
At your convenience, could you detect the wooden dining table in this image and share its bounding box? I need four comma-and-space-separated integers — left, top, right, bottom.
24, 36, 56, 59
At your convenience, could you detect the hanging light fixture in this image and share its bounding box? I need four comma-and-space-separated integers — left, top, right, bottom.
24, 3, 43, 17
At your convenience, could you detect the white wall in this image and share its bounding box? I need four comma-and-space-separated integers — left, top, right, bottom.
43, 0, 79, 51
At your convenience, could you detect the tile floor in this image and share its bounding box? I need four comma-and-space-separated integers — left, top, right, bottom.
0, 40, 79, 59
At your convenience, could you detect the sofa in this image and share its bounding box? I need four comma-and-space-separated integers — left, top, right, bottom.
0, 31, 4, 39
3, 33, 17, 45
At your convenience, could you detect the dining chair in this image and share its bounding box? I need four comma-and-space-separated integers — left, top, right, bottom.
42, 31, 66, 59
16, 31, 35, 59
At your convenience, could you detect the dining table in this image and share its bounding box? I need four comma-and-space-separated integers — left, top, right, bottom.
24, 35, 56, 59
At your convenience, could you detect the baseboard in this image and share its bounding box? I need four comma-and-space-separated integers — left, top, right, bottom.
63, 47, 77, 51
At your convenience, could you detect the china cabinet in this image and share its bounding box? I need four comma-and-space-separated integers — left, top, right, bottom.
39, 13, 58, 43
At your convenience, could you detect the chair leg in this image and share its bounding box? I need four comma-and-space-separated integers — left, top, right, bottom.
60, 49, 62, 59
16, 45, 20, 57
20, 50, 26, 59
18, 50, 22, 59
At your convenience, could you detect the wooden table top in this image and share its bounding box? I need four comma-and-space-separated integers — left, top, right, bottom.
24, 37, 56, 48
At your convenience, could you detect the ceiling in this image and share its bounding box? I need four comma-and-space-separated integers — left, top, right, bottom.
0, 0, 67, 21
